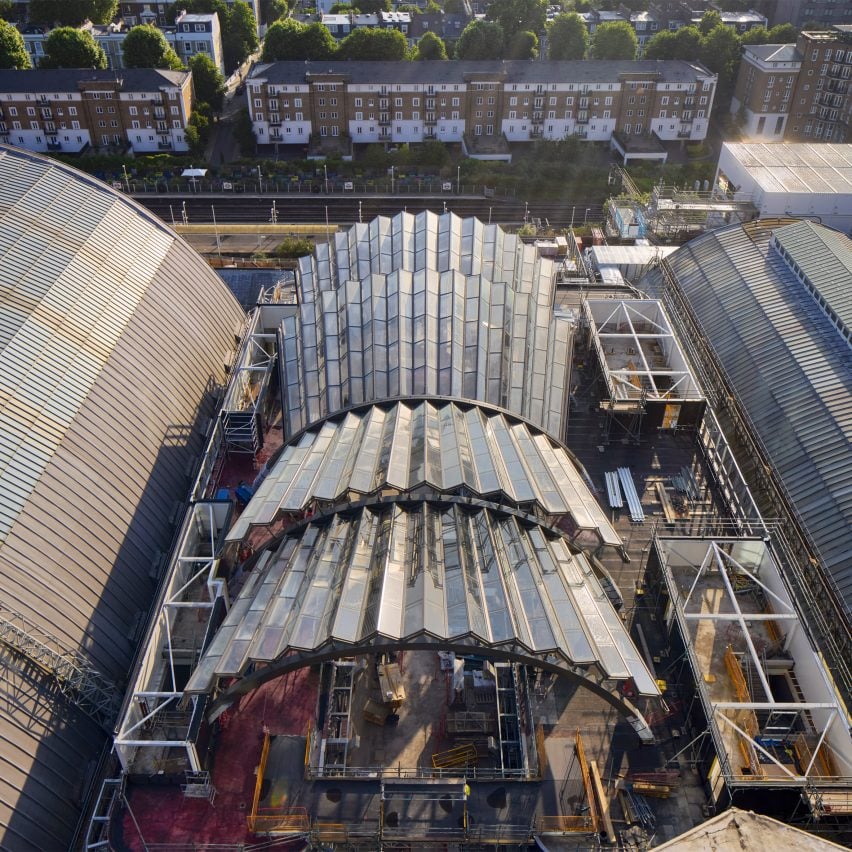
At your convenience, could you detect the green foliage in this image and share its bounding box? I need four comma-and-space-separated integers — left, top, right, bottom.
414, 31, 448, 60
699, 24, 741, 91
234, 107, 256, 157
123, 25, 184, 69
356, 0, 390, 11
643, 25, 701, 60
590, 20, 637, 59
260, 0, 289, 23
455, 20, 504, 59
547, 12, 588, 60
416, 140, 450, 166
486, 0, 546, 41
189, 53, 225, 111
262, 19, 337, 61
29, 0, 118, 25
397, 3, 421, 13
274, 237, 314, 257
443, 0, 465, 12
330, 2, 356, 10
506, 30, 538, 59
0, 18, 30, 69
698, 10, 722, 35
187, 104, 211, 156
41, 26, 107, 68
337, 27, 408, 60
741, 23, 798, 44
223, 1, 259, 72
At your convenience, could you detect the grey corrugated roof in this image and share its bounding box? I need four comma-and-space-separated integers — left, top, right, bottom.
251, 59, 714, 85
773, 220, 852, 333
743, 43, 801, 62
0, 68, 189, 92
0, 145, 245, 850
643, 222, 852, 613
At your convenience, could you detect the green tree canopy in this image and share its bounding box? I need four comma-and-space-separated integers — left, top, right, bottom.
589, 19, 637, 59
337, 27, 408, 60
0, 18, 30, 68
486, 0, 546, 41
443, 0, 465, 12
741, 23, 798, 44
698, 10, 722, 34
189, 53, 225, 110
262, 18, 337, 60
223, 1, 259, 71
547, 12, 588, 59
329, 2, 356, 10
41, 26, 107, 68
122, 25, 184, 69
356, 0, 391, 11
29, 0, 118, 25
260, 0, 289, 23
414, 30, 448, 60
455, 19, 504, 59
643, 25, 701, 60
506, 29, 538, 58
699, 23, 741, 89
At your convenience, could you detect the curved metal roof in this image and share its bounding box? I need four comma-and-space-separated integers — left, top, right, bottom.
229, 399, 620, 546
188, 503, 657, 697
0, 146, 245, 850
645, 221, 852, 612
282, 212, 572, 439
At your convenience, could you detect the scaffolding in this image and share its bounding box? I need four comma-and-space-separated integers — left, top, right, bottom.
114, 501, 232, 777
0, 605, 120, 731
653, 536, 852, 821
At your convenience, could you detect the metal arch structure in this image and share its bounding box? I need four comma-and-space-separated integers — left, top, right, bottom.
205, 637, 656, 743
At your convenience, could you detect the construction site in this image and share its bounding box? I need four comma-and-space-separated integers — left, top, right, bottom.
71, 211, 852, 852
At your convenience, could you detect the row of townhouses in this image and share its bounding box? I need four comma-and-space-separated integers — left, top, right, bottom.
0, 69, 193, 154
246, 60, 717, 155
732, 25, 852, 143
21, 11, 225, 74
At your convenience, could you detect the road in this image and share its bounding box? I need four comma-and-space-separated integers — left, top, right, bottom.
133, 193, 604, 228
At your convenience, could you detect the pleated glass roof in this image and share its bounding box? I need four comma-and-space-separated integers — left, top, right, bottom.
281, 211, 572, 439
228, 400, 620, 546
188, 503, 656, 695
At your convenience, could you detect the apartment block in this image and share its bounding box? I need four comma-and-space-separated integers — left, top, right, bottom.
20, 12, 224, 75
116, 0, 260, 28
0, 69, 193, 154
247, 60, 717, 154
731, 25, 852, 143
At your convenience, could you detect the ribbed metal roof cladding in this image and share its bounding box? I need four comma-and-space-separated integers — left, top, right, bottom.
774, 220, 852, 332
0, 146, 245, 850
644, 222, 852, 613
251, 59, 714, 85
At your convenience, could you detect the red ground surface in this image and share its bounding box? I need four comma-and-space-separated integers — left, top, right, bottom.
120, 667, 318, 849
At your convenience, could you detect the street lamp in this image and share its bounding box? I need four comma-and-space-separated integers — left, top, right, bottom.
524, 201, 529, 224
570, 206, 575, 228
584, 207, 591, 225
122, 164, 130, 193
359, 200, 363, 223
323, 163, 329, 194
390, 165, 395, 193
456, 165, 461, 194
257, 165, 263, 193
181, 201, 188, 225
270, 200, 278, 224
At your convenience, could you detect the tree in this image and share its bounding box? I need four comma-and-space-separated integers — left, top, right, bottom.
222, 0, 259, 72
122, 25, 184, 69
29, 0, 118, 25
455, 20, 504, 59
698, 10, 722, 35
189, 53, 224, 110
741, 23, 797, 44
0, 18, 30, 69
356, 0, 390, 11
41, 27, 107, 68
260, 0, 289, 23
329, 2, 356, 10
337, 27, 408, 60
589, 20, 637, 59
547, 12, 588, 59
414, 31, 448, 60
699, 23, 741, 91
487, 0, 546, 42
262, 19, 336, 61
644, 25, 701, 60
506, 30, 538, 58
